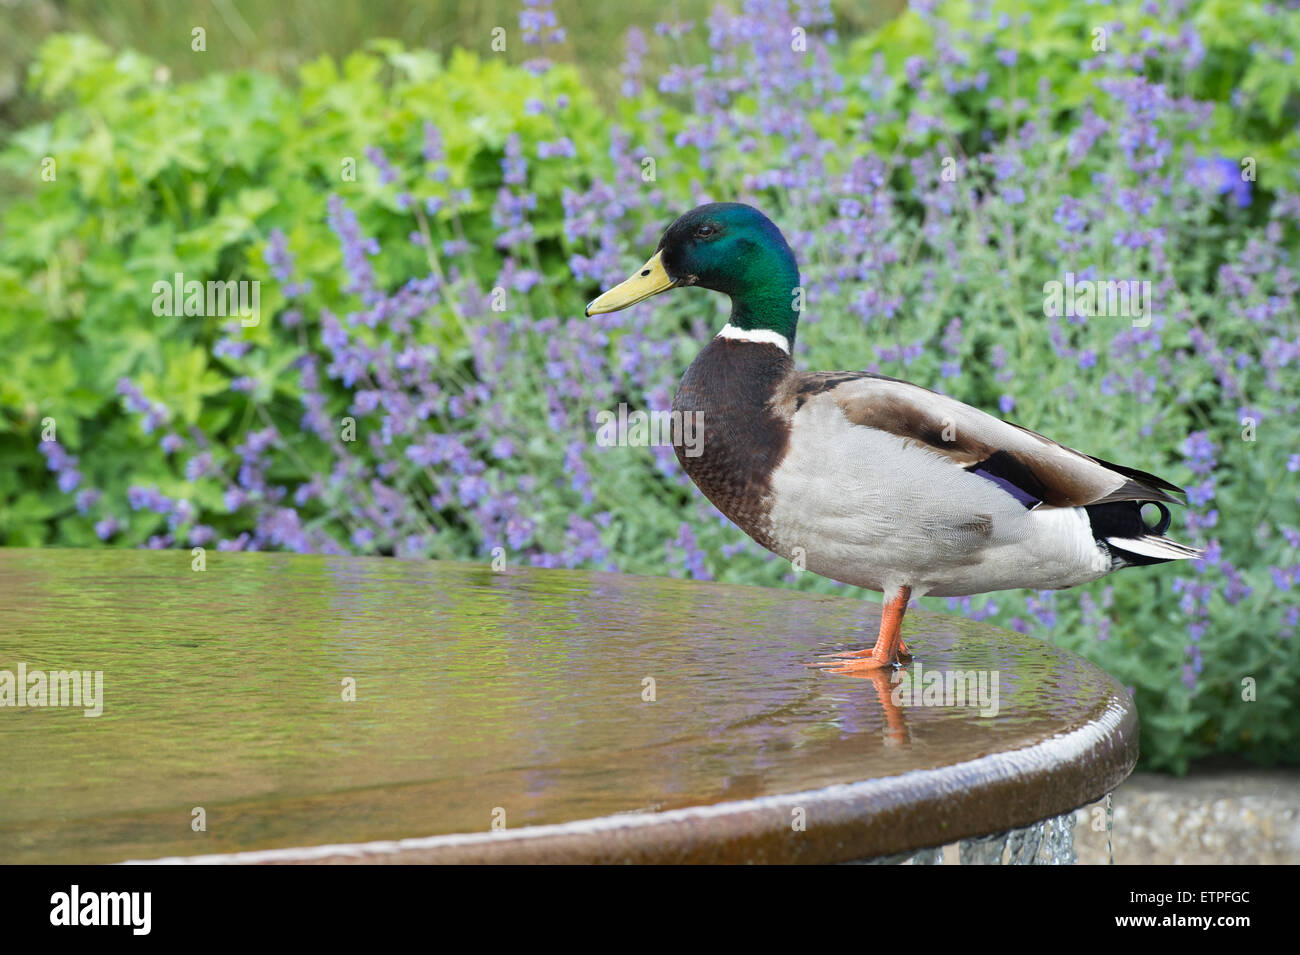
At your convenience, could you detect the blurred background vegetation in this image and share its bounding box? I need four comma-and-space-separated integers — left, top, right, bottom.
0, 0, 904, 120
0, 0, 904, 211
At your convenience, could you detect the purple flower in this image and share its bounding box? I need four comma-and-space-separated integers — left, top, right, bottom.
1196, 156, 1252, 208
1053, 196, 1087, 233
537, 137, 577, 160
264, 228, 297, 285
364, 145, 398, 186
667, 522, 711, 580
128, 485, 172, 514
185, 452, 216, 481
502, 134, 528, 186
1181, 432, 1219, 475
327, 195, 379, 302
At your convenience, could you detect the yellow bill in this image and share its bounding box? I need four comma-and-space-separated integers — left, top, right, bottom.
585, 251, 677, 316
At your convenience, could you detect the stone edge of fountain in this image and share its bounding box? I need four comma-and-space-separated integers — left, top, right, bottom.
124, 670, 1138, 865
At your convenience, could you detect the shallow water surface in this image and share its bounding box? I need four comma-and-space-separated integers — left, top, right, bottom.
0, 549, 1129, 863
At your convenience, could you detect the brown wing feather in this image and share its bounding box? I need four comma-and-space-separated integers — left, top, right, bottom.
780, 372, 1184, 508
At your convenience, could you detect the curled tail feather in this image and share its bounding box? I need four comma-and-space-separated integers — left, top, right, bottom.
1085, 500, 1203, 569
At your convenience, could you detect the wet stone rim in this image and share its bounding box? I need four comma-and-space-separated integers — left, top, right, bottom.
128, 694, 1137, 865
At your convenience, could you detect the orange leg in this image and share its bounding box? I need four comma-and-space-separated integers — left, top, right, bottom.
824, 586, 913, 673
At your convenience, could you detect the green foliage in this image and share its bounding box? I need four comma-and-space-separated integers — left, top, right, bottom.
0, 34, 604, 545
849, 0, 1300, 182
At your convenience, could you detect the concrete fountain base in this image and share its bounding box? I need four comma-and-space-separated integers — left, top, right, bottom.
1072, 769, 1300, 865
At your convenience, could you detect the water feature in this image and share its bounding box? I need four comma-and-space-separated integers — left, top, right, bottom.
0, 548, 1136, 864
947, 813, 1077, 864
1106, 791, 1115, 864
857, 812, 1080, 864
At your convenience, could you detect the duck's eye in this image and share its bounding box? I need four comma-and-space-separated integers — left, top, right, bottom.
695, 224, 716, 238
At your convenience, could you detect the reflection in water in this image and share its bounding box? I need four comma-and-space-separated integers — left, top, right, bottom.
1, 549, 1124, 863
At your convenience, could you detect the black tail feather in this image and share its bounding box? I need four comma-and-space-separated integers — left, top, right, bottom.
1086, 499, 1190, 567
1088, 454, 1186, 505
1086, 500, 1171, 538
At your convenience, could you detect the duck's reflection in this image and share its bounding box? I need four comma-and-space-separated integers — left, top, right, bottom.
808, 654, 912, 745
845, 666, 910, 745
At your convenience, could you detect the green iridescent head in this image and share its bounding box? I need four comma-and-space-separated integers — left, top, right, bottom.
585, 203, 802, 344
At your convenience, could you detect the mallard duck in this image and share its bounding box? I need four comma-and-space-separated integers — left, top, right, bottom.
586, 203, 1202, 672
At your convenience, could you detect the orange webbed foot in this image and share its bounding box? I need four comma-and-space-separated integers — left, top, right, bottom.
824, 640, 913, 661
822, 655, 901, 674
809, 586, 914, 676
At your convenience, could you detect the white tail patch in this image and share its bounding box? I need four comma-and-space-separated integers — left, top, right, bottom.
716, 324, 791, 353
1107, 535, 1202, 560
